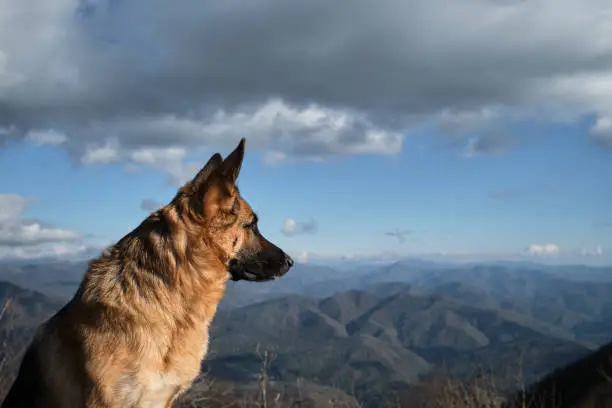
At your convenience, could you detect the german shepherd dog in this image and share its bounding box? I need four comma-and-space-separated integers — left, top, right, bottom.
1, 138, 294, 407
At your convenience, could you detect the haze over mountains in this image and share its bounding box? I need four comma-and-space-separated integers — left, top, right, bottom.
1, 258, 611, 405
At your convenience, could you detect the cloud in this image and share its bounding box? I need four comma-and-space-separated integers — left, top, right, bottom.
140, 199, 164, 213
463, 134, 515, 157
434, 107, 503, 136
0, 194, 107, 261
526, 243, 561, 256
281, 218, 318, 237
25, 129, 67, 146
293, 251, 311, 264
581, 245, 604, 257
2, 0, 612, 177
0, 194, 80, 246
0, 242, 103, 261
384, 228, 412, 244
589, 116, 612, 147
81, 142, 120, 164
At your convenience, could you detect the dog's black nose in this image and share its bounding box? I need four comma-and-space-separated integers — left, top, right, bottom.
285, 255, 294, 268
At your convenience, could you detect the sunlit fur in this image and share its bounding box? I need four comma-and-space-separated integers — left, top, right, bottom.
1, 138, 293, 408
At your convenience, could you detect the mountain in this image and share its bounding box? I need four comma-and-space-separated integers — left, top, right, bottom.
0, 280, 64, 389
0, 280, 62, 331
3, 259, 612, 318
1, 259, 611, 406
0, 261, 87, 300
404, 278, 612, 343
207, 288, 594, 404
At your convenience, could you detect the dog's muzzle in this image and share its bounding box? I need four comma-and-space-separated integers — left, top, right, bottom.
228, 255, 294, 282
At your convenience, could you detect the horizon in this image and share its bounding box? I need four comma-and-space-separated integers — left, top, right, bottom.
1, 1, 611, 265
1, 252, 610, 269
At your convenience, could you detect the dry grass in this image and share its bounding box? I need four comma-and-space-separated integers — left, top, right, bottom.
176, 344, 361, 408
397, 367, 505, 408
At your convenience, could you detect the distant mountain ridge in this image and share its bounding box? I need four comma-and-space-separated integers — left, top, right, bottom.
207, 287, 594, 403
1, 259, 612, 406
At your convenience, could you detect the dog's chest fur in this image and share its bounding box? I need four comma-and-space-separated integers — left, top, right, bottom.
114, 327, 211, 407
115, 368, 194, 407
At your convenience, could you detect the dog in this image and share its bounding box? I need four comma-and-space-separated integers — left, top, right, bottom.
1, 138, 294, 408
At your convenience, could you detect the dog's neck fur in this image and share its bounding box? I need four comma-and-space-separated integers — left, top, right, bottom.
77, 199, 228, 335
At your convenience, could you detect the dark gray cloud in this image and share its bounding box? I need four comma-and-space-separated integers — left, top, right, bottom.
140, 199, 165, 213
281, 218, 318, 237
385, 229, 412, 244
1, 0, 612, 177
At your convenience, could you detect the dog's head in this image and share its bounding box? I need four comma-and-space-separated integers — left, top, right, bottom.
181, 138, 293, 282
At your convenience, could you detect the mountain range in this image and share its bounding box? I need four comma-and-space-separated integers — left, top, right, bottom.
0, 259, 611, 406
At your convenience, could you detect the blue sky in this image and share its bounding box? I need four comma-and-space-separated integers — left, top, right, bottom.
0, 118, 610, 264
0, 0, 611, 264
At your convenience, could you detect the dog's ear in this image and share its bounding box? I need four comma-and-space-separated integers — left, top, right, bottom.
198, 139, 245, 219
202, 181, 237, 219
189, 152, 223, 191
218, 138, 246, 184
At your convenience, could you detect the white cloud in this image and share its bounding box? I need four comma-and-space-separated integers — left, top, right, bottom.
128, 146, 188, 182
81, 142, 121, 164
581, 245, 604, 257
68, 100, 403, 182
87, 100, 403, 160
293, 251, 311, 264
0, 194, 80, 246
262, 150, 289, 166
0, 193, 93, 260
281, 217, 318, 237
0, 242, 103, 261
129, 147, 186, 166
526, 243, 561, 256
590, 115, 612, 146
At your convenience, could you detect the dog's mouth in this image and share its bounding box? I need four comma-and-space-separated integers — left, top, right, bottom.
228, 258, 293, 282
229, 270, 278, 282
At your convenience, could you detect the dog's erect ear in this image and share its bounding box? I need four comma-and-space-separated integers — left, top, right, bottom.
218, 138, 246, 184
189, 153, 223, 191
196, 139, 245, 219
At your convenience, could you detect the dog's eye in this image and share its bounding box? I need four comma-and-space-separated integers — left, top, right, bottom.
243, 220, 257, 230
243, 214, 258, 229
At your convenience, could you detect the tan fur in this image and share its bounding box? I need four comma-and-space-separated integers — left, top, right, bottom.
1, 138, 287, 408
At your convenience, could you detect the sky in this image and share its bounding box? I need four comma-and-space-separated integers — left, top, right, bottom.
0, 0, 611, 265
